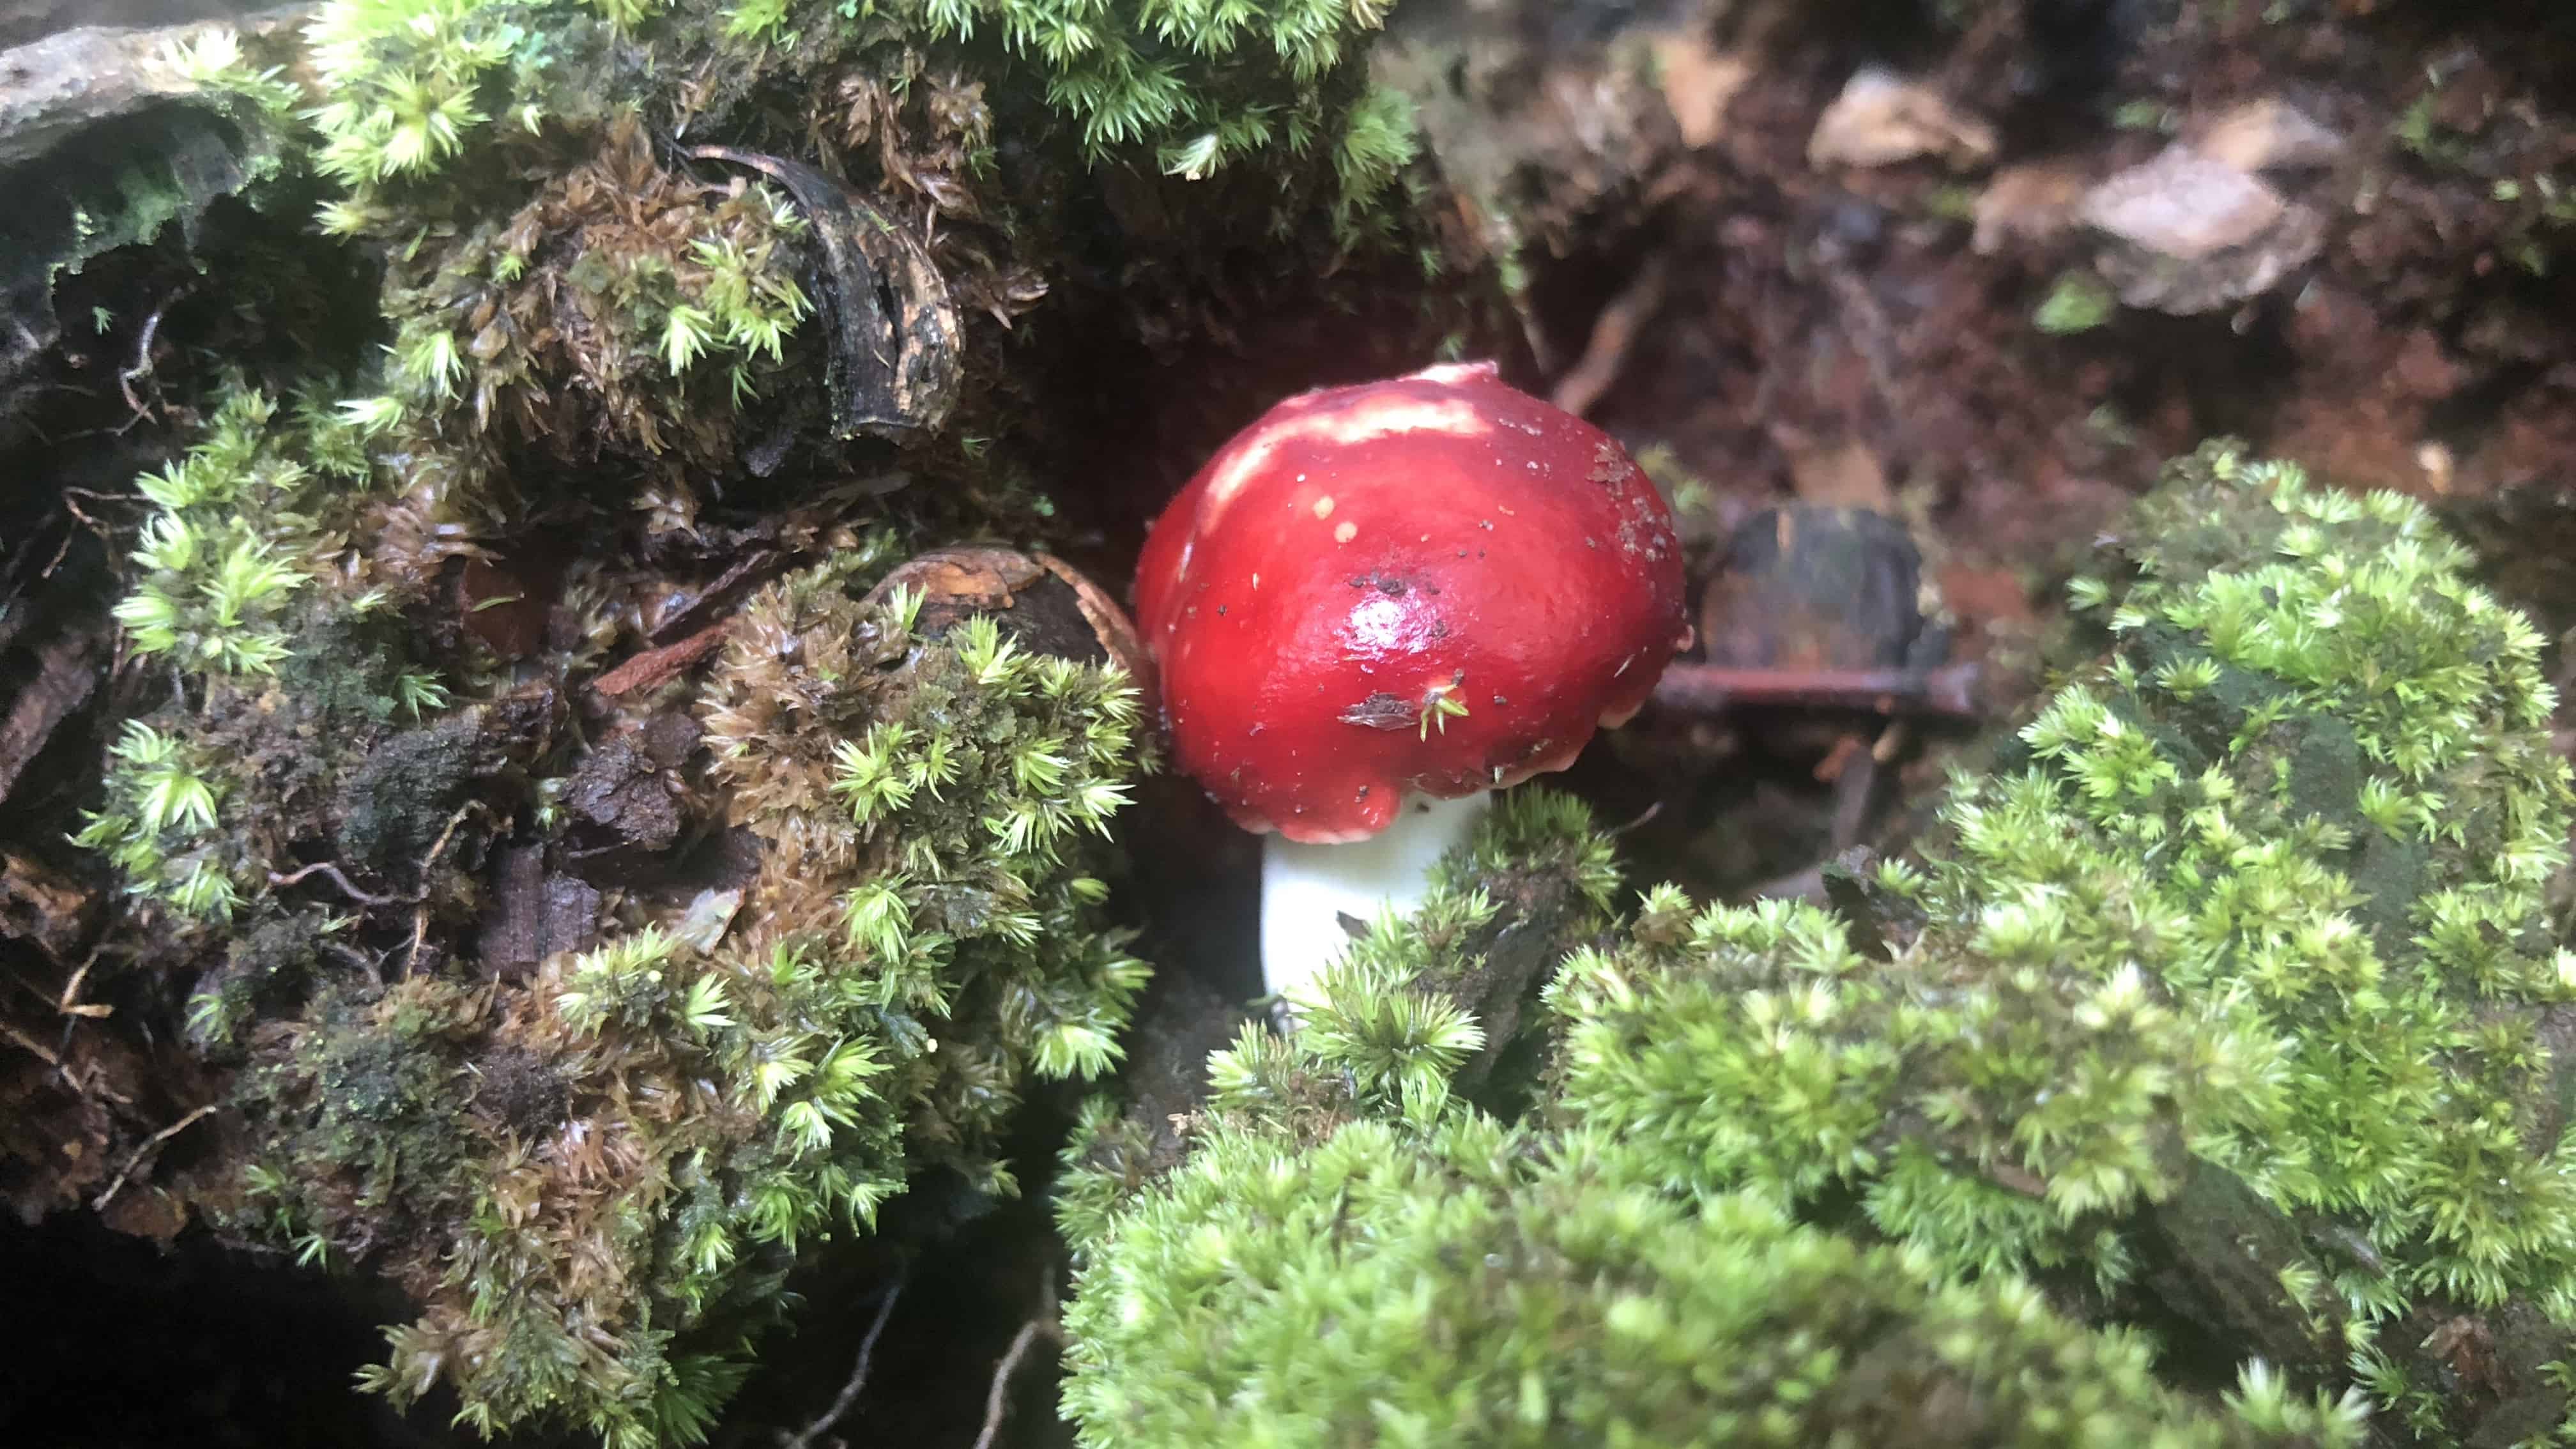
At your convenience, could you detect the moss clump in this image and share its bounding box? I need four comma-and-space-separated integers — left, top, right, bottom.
297, 0, 1412, 238
65, 3, 1435, 1439
1058, 795, 2365, 1448
225, 0, 1421, 520
73, 387, 447, 924
211, 552, 1153, 1447
333, 711, 499, 872
1068, 1126, 2361, 1446
350, 116, 824, 509
75, 388, 1159, 1446
1545, 443, 2576, 1438
230, 974, 493, 1269
700, 551, 1153, 1184
183, 908, 340, 1050
100, 386, 371, 681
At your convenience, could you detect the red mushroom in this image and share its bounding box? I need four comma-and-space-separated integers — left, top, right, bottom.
1135, 360, 1690, 995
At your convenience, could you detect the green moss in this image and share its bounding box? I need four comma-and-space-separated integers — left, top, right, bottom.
346, 117, 823, 507
1066, 1119, 2363, 1445
199, 553, 1157, 1448
229, 974, 491, 1271
1545, 443, 2576, 1427
700, 553, 1154, 1183
75, 387, 1155, 1447
73, 387, 440, 924
71, 4, 1443, 1439
1057, 792, 2365, 1445
1064, 442, 2576, 1447
102, 388, 339, 677
1055, 788, 1620, 1252
249, 0, 1419, 518
296, 0, 1408, 228
2036, 268, 2117, 335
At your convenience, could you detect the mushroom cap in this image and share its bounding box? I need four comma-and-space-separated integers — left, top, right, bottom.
1134, 360, 1691, 844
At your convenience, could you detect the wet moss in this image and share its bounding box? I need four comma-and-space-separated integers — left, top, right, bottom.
165, 0, 1427, 529
59, 3, 1450, 1441
1055, 799, 2363, 1449
1064, 441, 2575, 1448
178, 555, 1158, 1446
1546, 443, 2576, 1441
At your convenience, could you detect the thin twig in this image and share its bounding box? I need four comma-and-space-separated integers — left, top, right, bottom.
1608, 800, 1664, 837
404, 905, 432, 979
416, 799, 484, 893
1551, 254, 1670, 419
92, 1103, 216, 1211
268, 859, 399, 907
1652, 661, 1981, 719
39, 519, 75, 579
2, 1018, 61, 1066
970, 1317, 1053, 1449
971, 1259, 1066, 1449
590, 619, 733, 699
402, 799, 487, 976
56, 947, 109, 1020
778, 1275, 906, 1449
3, 965, 61, 1011
116, 289, 189, 422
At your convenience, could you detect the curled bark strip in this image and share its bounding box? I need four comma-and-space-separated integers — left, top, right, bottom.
1036, 551, 1154, 698
862, 546, 1154, 694
0, 622, 100, 806
686, 146, 962, 442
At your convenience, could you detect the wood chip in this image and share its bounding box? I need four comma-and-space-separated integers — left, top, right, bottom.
589, 620, 733, 698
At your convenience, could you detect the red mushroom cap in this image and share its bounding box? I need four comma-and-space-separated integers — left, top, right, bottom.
1134, 360, 1691, 845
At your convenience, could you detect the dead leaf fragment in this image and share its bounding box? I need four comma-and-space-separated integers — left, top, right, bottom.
2189, 97, 2343, 174
2085, 146, 2287, 257
1972, 160, 2093, 255
2080, 144, 2324, 313
591, 622, 733, 698
1649, 30, 1752, 149
861, 547, 1153, 693
1807, 68, 1996, 171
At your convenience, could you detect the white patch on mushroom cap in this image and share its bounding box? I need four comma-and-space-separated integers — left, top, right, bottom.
1193, 396, 1494, 537
1405, 359, 1503, 388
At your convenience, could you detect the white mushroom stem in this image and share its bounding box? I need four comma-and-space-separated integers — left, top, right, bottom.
1259, 791, 1494, 1002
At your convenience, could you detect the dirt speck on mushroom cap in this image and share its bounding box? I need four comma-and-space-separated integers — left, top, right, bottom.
1135, 361, 1690, 843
